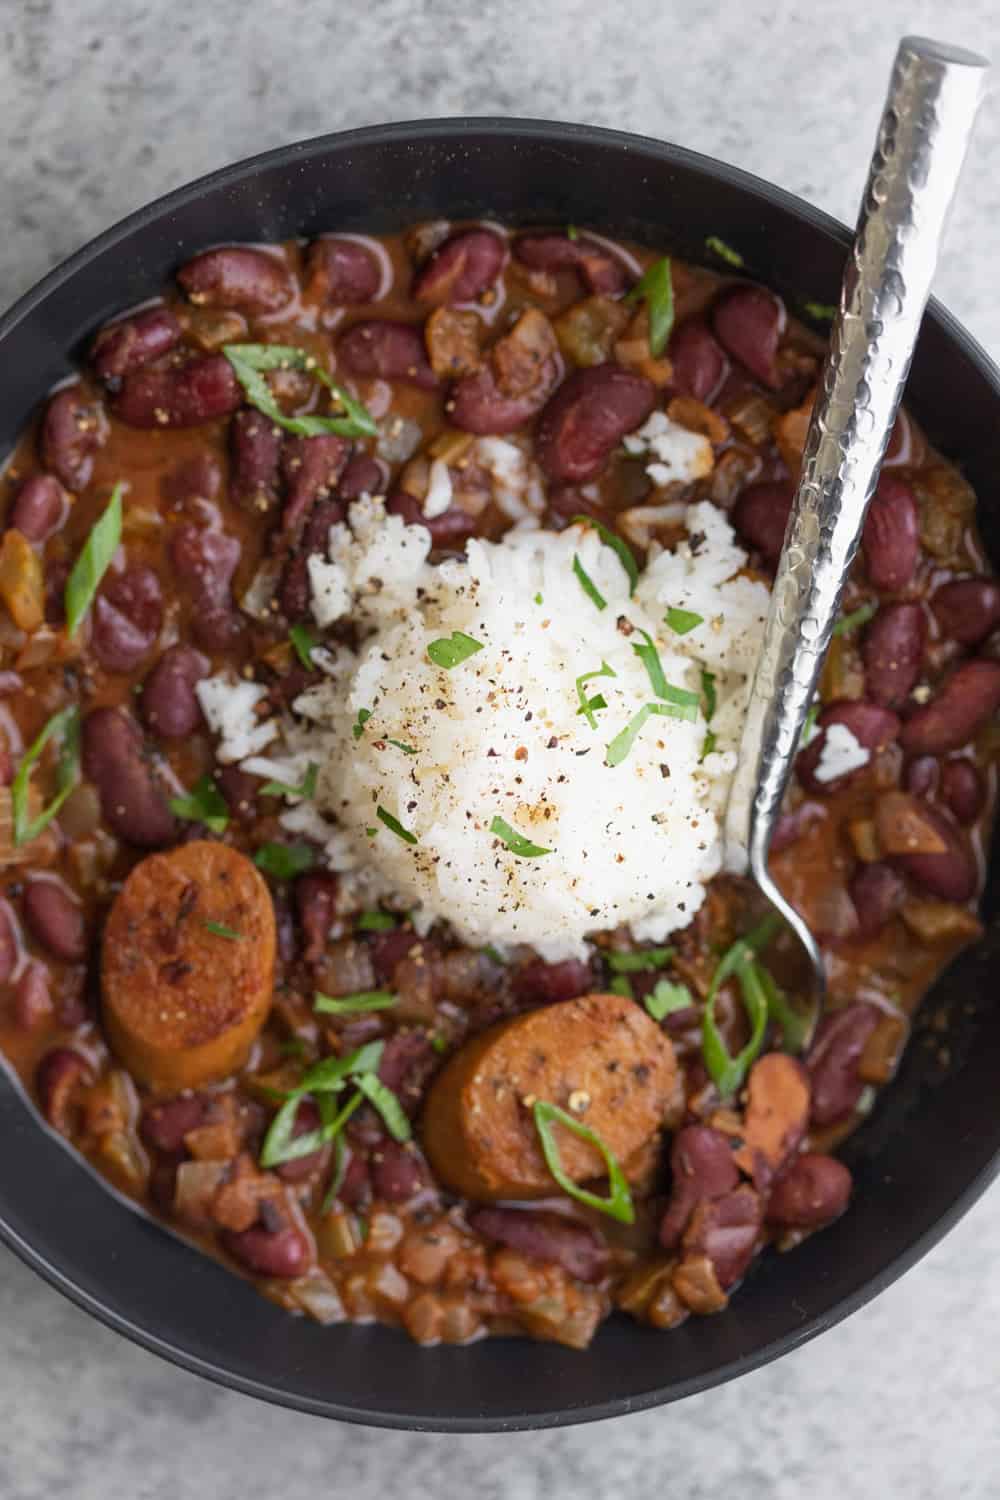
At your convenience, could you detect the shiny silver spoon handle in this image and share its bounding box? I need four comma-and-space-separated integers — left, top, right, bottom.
725, 36, 988, 959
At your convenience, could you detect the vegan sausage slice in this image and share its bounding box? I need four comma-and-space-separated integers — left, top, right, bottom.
102, 840, 275, 1090
420, 992, 681, 1201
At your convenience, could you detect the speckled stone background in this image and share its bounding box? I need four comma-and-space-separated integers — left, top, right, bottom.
3, 1, 1000, 1495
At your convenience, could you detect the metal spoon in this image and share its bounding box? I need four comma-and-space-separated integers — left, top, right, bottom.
724, 35, 988, 1035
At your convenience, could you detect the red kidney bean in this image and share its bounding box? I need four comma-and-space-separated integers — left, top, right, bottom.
336, 320, 438, 389
295, 872, 339, 965
377, 1031, 437, 1117
770, 800, 826, 853
512, 234, 628, 296
306, 237, 382, 304
91, 565, 163, 673
513, 957, 594, 1006
767, 1153, 852, 1229
849, 862, 906, 940
385, 489, 477, 549
682, 1184, 762, 1288
14, 964, 53, 1030
22, 881, 86, 962
862, 474, 919, 592
177, 247, 293, 313
229, 409, 282, 514
169, 522, 244, 651
335, 1151, 370, 1208
338, 453, 384, 499
10, 475, 69, 543
901, 659, 1000, 755
470, 1206, 610, 1283
0, 902, 17, 985
806, 1002, 881, 1126
660, 1125, 740, 1250
367, 929, 419, 985
797, 700, 900, 793
905, 754, 939, 798
861, 602, 926, 709
111, 353, 242, 428
140, 645, 209, 739
931, 578, 1000, 646
90, 306, 182, 382
449, 358, 559, 436
276, 1100, 329, 1184
535, 365, 656, 482
161, 453, 222, 506
141, 1094, 210, 1154
732, 480, 794, 565
371, 1140, 431, 1204
221, 1224, 311, 1278
215, 765, 261, 824
81, 706, 177, 848
36, 1047, 91, 1134
940, 758, 985, 824
668, 319, 729, 403
281, 435, 350, 536
891, 799, 977, 901
279, 495, 348, 619
40, 386, 106, 491
413, 228, 507, 304
711, 285, 785, 389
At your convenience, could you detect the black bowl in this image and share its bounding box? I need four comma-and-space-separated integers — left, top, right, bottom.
2, 118, 999, 1433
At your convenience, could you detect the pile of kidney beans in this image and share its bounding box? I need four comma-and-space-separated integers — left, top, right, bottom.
0, 217, 996, 1347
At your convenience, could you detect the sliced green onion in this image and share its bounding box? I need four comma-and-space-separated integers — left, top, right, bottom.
355, 1072, 412, 1142
572, 515, 639, 595
534, 592, 543, 605
427, 630, 484, 669
11, 705, 80, 847
352, 708, 372, 741
489, 815, 551, 858
705, 236, 744, 268
261, 763, 318, 800
754, 962, 811, 1054
278, 1038, 308, 1058
532, 1100, 634, 1224
296, 1042, 385, 1096
800, 702, 820, 747
203, 920, 243, 942
169, 774, 230, 835
64, 483, 123, 638
566, 224, 580, 242
605, 699, 698, 767
645, 978, 694, 1021
665, 606, 704, 636
572, 554, 606, 611
575, 661, 617, 730
321, 1135, 351, 1213
253, 841, 317, 879
625, 256, 674, 356
607, 946, 673, 973
259, 1096, 324, 1167
223, 343, 376, 439
609, 974, 634, 998
430, 1034, 448, 1055
314, 990, 398, 1016
386, 739, 417, 756
803, 300, 837, 322
833, 601, 878, 636
376, 806, 417, 845
289, 623, 318, 669
700, 913, 783, 1096
701, 668, 717, 722
356, 910, 397, 932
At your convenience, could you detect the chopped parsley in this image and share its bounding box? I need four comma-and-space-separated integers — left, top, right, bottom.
489, 815, 551, 858
352, 708, 372, 741
427, 631, 484, 669
644, 978, 694, 1021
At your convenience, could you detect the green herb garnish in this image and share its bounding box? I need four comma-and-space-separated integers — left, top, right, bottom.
607, 946, 674, 973
572, 554, 606, 611
427, 631, 484, 669
356, 910, 397, 932
534, 592, 543, 605
278, 1038, 308, 1058
833, 601, 878, 636
754, 961, 811, 1054
223, 343, 377, 439
567, 224, 580, 242
665, 606, 704, 636
575, 661, 617, 730
352, 708, 372, 741
700, 912, 783, 1096
376, 806, 417, 845
261, 763, 318, 800
430, 1034, 448, 1054
321, 1135, 351, 1213
387, 739, 417, 755
631, 629, 697, 710
705, 236, 744, 268
289, 624, 318, 669
803, 300, 837, 322
645, 978, 694, 1021
169, 774, 230, 835
532, 1100, 634, 1224
64, 483, 123, 638
253, 842, 317, 879
355, 1072, 412, 1143
605, 699, 698, 767
295, 1042, 385, 1096
11, 705, 80, 846
625, 257, 674, 356
572, 515, 639, 595
609, 975, 634, 998
203, 920, 243, 942
800, 702, 820, 747
314, 990, 398, 1016
700, 729, 718, 761
489, 816, 551, 858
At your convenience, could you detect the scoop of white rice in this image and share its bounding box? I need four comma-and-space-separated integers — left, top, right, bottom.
273, 496, 769, 961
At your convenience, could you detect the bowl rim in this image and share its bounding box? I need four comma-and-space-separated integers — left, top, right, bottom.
2, 114, 999, 1432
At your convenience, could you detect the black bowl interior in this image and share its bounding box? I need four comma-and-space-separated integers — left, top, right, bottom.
2, 119, 999, 1432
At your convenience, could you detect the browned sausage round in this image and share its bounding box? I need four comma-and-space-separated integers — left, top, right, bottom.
420, 992, 681, 1201
102, 840, 276, 1090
